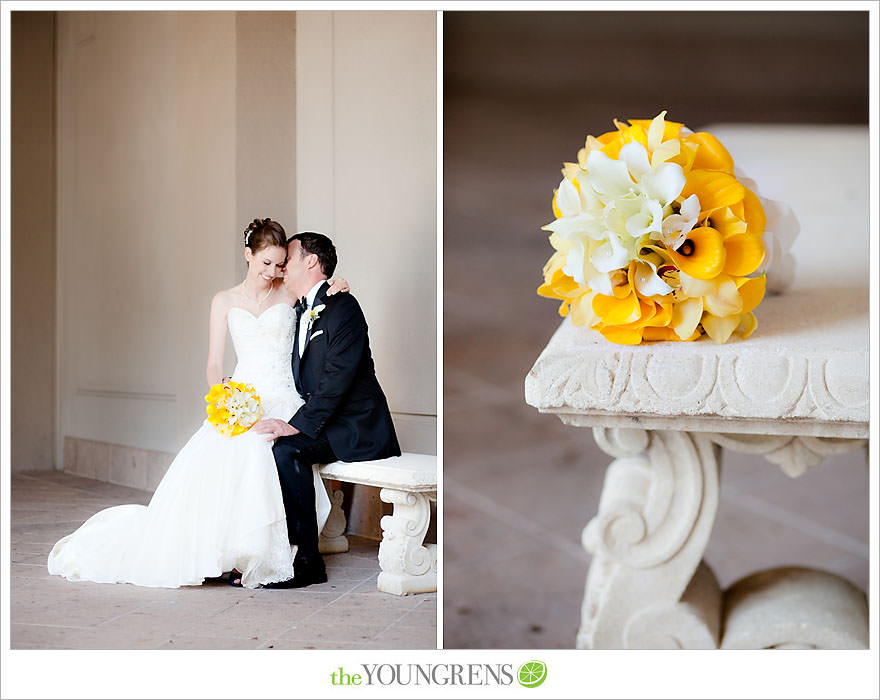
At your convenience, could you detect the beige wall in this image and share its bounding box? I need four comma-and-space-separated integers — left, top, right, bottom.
55, 11, 299, 457
235, 11, 297, 251
11, 12, 56, 471
52, 10, 436, 464
296, 11, 437, 453
56, 11, 236, 457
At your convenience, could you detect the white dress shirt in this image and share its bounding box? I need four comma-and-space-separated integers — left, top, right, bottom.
297, 279, 327, 357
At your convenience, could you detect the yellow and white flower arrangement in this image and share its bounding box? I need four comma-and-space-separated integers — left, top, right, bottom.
205, 381, 263, 436
538, 111, 767, 345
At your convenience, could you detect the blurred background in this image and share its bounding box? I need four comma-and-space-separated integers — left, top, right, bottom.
443, 10, 870, 648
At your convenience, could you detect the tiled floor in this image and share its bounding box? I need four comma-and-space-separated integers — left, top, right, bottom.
10, 471, 436, 650
442, 12, 870, 649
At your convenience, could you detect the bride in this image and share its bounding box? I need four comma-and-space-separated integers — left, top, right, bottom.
48, 218, 348, 589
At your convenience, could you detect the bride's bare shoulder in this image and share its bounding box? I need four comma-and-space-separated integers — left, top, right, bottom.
211, 286, 242, 313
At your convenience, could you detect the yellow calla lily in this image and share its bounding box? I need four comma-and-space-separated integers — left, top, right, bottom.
701, 312, 741, 344
708, 204, 748, 237
593, 288, 641, 325
596, 129, 625, 159
671, 296, 703, 340
538, 267, 590, 319
538, 265, 581, 301
647, 300, 673, 328
686, 132, 734, 172
669, 139, 699, 174
569, 291, 599, 327
205, 383, 227, 404
703, 277, 743, 317
592, 263, 641, 325
702, 307, 759, 344
736, 274, 766, 314
739, 311, 758, 338
595, 296, 677, 345
668, 226, 726, 279
598, 326, 645, 345
643, 325, 701, 342
741, 187, 767, 237
682, 169, 745, 213
615, 122, 650, 151
722, 234, 765, 276
595, 301, 655, 345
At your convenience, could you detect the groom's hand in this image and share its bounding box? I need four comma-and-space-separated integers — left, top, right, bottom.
252, 418, 299, 440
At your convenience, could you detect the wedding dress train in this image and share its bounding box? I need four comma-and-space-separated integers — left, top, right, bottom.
48, 303, 330, 588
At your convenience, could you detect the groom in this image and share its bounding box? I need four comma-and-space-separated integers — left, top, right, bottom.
253, 232, 401, 588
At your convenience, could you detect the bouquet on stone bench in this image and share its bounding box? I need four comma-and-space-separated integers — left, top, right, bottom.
205, 380, 263, 436
538, 111, 773, 345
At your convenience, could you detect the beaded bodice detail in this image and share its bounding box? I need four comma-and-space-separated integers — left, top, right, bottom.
227, 303, 302, 420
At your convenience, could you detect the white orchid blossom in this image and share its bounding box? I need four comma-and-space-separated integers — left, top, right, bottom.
542, 112, 694, 299
657, 193, 701, 249
560, 238, 614, 296
225, 392, 261, 427
633, 260, 674, 297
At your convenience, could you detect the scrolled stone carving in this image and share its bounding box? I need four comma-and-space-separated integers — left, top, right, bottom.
541, 352, 631, 409
633, 354, 717, 406
524, 318, 868, 426
377, 488, 437, 595
811, 357, 869, 412
623, 561, 721, 649
578, 431, 721, 648
710, 433, 867, 477
587, 431, 718, 570
721, 567, 868, 649
578, 428, 869, 649
318, 482, 349, 554
719, 355, 809, 418
592, 426, 649, 459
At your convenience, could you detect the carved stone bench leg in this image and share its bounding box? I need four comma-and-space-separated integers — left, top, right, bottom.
377, 488, 437, 595
318, 480, 349, 554
580, 428, 868, 649
579, 428, 722, 649
721, 567, 868, 649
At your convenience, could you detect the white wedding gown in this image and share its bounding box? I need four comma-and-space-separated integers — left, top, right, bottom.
48, 303, 330, 588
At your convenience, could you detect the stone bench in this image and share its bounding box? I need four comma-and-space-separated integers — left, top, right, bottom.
526, 125, 869, 649
317, 452, 437, 595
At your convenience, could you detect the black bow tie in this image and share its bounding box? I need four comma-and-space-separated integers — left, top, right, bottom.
294, 296, 308, 313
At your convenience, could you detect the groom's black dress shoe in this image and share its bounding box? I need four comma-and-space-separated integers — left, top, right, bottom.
264, 557, 327, 589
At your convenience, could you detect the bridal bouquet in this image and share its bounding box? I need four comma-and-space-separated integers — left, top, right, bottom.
538, 111, 767, 345
205, 381, 263, 436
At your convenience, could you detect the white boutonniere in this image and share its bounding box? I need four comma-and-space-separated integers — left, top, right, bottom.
308, 304, 326, 324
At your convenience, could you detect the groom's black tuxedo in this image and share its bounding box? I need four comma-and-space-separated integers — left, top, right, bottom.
272, 280, 400, 573
289, 281, 400, 460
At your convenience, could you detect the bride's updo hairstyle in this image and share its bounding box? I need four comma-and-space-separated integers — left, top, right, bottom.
244, 218, 287, 252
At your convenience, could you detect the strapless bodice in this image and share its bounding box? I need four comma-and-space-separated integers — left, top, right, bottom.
227, 303, 302, 420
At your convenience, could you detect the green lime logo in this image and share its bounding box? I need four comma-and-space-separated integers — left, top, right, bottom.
517, 660, 547, 688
